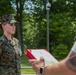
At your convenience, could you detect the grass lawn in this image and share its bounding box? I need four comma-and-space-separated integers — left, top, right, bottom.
20, 54, 31, 66
20, 54, 35, 74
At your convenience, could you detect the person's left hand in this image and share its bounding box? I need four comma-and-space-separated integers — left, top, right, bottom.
29, 57, 45, 74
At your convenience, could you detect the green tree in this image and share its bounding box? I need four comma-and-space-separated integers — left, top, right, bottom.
23, 0, 76, 59
0, 0, 15, 36
0, 0, 15, 16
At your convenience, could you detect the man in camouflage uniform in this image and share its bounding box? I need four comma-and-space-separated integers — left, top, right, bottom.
0, 14, 22, 75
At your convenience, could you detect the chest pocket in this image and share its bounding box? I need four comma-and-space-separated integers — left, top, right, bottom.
3, 43, 16, 58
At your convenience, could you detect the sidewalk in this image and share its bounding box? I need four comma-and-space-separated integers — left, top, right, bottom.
22, 74, 36, 75
21, 66, 32, 68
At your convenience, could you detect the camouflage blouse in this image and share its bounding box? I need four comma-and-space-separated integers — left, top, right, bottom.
0, 35, 22, 75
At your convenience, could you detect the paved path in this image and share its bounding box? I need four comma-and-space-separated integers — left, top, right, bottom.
22, 74, 36, 75
21, 66, 32, 68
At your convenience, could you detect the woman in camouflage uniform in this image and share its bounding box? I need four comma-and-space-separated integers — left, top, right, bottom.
0, 14, 22, 75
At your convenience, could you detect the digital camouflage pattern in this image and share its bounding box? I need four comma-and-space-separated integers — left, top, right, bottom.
11, 37, 22, 56
0, 35, 22, 75
0, 14, 17, 29
0, 14, 17, 24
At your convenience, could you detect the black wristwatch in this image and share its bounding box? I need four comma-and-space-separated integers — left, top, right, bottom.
39, 66, 44, 75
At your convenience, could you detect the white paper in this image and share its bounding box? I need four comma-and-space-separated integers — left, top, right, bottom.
31, 49, 58, 66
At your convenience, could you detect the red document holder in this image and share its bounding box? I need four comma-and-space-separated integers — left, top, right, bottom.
25, 49, 36, 59
25, 49, 58, 66
25, 49, 48, 59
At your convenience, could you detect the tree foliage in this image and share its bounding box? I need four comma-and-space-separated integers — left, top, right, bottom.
0, 0, 15, 16
22, 0, 76, 59
0, 0, 76, 59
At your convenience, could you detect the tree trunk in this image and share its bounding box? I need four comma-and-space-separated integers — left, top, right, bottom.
16, 0, 24, 54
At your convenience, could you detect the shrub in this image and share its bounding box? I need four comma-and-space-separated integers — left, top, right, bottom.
51, 44, 69, 60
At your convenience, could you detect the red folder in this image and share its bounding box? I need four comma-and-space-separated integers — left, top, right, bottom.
25, 49, 58, 66
25, 49, 36, 59
25, 49, 47, 59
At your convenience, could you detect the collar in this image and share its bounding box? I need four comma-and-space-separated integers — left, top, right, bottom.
2, 34, 11, 44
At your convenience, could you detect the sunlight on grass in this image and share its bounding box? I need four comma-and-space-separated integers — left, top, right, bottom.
21, 55, 35, 74
20, 55, 31, 66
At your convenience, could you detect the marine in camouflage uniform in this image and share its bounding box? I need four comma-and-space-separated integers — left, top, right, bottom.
0, 35, 22, 75
0, 14, 22, 75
